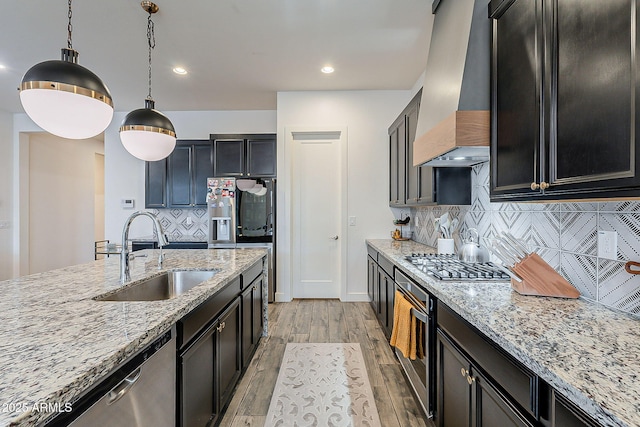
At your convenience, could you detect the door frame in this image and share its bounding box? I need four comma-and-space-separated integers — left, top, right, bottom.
281, 126, 348, 302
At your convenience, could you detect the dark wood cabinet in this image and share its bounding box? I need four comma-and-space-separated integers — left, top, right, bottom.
390, 90, 436, 206
145, 139, 213, 209
436, 330, 535, 427
212, 134, 276, 178
491, 0, 640, 201
551, 390, 599, 427
390, 90, 471, 206
241, 272, 264, 369
145, 158, 167, 208
216, 297, 242, 418
366, 245, 395, 339
168, 140, 213, 208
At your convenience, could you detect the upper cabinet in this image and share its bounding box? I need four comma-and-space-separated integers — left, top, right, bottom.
211, 134, 276, 178
145, 139, 213, 209
490, 0, 640, 201
167, 140, 213, 208
390, 90, 471, 206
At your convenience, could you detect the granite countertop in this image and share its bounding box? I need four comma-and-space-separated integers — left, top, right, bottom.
0, 248, 267, 427
367, 239, 640, 427
130, 235, 207, 243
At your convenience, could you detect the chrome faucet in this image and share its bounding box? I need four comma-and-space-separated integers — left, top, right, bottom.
120, 211, 169, 283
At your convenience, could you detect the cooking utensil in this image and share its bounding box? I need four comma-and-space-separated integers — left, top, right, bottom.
439, 213, 450, 238
458, 228, 490, 263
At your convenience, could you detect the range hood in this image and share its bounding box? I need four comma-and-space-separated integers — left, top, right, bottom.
413, 0, 491, 167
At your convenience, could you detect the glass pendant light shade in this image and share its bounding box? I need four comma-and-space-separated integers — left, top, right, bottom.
120, 99, 176, 161
19, 49, 113, 139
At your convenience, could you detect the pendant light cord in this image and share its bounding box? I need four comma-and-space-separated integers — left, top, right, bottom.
67, 0, 73, 49
147, 11, 156, 101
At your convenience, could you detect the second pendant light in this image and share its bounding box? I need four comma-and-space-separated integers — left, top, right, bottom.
120, 1, 176, 162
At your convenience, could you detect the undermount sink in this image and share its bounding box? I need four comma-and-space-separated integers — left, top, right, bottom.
95, 270, 218, 301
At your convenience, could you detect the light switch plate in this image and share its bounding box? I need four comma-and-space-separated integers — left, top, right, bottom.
597, 230, 617, 260
348, 216, 356, 226
0, 220, 10, 229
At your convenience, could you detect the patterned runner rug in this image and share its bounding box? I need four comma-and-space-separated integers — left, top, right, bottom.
265, 343, 382, 427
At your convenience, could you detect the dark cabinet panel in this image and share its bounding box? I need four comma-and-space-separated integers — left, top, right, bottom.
212, 134, 276, 178
552, 0, 635, 186
148, 139, 212, 209
216, 297, 242, 415
145, 158, 167, 208
491, 0, 640, 200
214, 138, 244, 177
490, 0, 540, 197
180, 322, 215, 427
436, 330, 535, 427
551, 390, 600, 427
241, 275, 264, 369
168, 145, 192, 207
367, 256, 376, 310
247, 138, 276, 177
193, 144, 214, 206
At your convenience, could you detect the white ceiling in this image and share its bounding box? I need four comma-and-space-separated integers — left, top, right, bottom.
0, 0, 433, 114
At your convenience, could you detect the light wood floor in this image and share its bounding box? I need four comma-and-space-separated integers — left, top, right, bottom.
219, 299, 431, 427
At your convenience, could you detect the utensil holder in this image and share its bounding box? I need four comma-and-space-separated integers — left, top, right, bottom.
437, 238, 455, 255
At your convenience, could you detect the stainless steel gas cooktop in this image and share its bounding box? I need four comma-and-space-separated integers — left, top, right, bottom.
405, 253, 510, 282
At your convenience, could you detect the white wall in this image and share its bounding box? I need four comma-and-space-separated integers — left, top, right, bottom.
276, 90, 413, 302
103, 110, 277, 242
28, 134, 104, 273
0, 111, 12, 280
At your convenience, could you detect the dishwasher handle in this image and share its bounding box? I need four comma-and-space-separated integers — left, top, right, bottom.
107, 368, 141, 406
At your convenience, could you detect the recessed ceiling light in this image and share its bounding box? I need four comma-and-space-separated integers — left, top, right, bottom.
0, 64, 6, 70
321, 66, 334, 74
173, 67, 188, 75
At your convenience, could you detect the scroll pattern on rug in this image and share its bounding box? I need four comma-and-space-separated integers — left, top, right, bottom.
265, 343, 382, 427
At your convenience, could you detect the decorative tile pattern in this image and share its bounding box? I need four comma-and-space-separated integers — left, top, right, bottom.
598, 260, 640, 314
560, 253, 598, 299
155, 208, 209, 241
599, 213, 640, 261
409, 162, 640, 316
560, 211, 597, 255
265, 343, 381, 427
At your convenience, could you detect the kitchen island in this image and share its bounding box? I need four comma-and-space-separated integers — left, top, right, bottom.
0, 248, 267, 427
367, 239, 640, 427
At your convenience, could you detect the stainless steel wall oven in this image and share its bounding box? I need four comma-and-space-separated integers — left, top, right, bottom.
394, 268, 435, 419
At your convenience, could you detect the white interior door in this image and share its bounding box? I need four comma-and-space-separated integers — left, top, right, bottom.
292, 132, 343, 299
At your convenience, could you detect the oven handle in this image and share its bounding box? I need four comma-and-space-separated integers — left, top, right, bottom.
411, 307, 428, 324
395, 283, 429, 323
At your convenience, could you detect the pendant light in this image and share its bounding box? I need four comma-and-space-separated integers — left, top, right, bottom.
120, 1, 176, 162
19, 0, 114, 139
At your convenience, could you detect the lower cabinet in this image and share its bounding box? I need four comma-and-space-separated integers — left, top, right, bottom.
179, 297, 241, 427
550, 390, 600, 427
437, 330, 535, 427
177, 257, 265, 427
366, 245, 395, 338
241, 273, 264, 369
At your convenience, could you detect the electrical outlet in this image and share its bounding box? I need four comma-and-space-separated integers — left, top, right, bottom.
597, 230, 617, 260
186, 216, 192, 225
348, 216, 356, 226
0, 220, 9, 229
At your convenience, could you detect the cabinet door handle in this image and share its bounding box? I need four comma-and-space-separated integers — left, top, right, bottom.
460, 368, 468, 378
467, 375, 475, 385
253, 286, 257, 291
531, 181, 550, 191
216, 322, 226, 332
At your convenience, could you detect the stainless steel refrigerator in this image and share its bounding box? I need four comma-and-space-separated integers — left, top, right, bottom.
207, 177, 276, 301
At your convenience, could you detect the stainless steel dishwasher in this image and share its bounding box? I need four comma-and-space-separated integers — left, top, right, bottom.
48, 327, 176, 427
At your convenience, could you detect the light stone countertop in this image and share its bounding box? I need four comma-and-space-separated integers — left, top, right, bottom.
0, 248, 267, 427
367, 239, 640, 427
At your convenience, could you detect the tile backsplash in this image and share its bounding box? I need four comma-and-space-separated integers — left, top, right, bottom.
409, 162, 640, 316
151, 208, 209, 241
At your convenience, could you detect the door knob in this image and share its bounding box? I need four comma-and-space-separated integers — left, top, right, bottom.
330, 235, 339, 240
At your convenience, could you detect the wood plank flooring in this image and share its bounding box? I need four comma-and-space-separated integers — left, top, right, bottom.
219, 299, 431, 427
